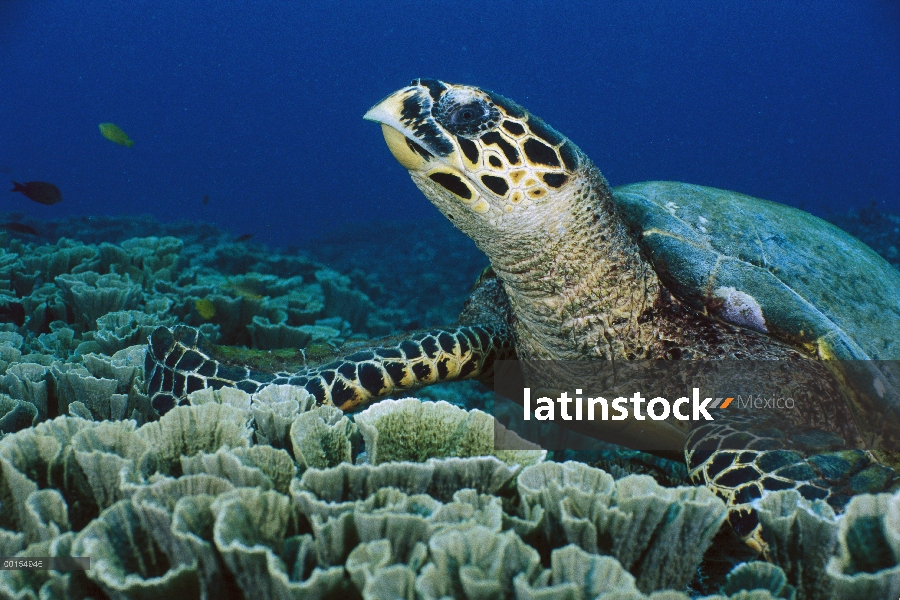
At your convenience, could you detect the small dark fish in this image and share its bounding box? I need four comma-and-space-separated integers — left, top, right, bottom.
203, 194, 210, 205
10, 181, 62, 205
235, 233, 255, 242
2, 222, 39, 236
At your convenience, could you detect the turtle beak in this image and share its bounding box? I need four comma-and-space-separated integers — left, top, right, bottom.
364, 84, 448, 171
363, 86, 415, 133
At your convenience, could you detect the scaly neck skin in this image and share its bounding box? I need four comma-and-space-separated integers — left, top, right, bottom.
472, 164, 662, 361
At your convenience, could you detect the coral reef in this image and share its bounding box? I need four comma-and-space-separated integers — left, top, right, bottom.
0, 212, 899, 599
2, 397, 886, 599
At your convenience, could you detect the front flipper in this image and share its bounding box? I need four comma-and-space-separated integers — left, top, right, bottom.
145, 268, 516, 416
145, 321, 514, 416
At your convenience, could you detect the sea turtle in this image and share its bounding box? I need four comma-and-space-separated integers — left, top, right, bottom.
146, 80, 900, 552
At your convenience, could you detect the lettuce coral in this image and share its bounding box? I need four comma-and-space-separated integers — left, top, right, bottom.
94, 311, 174, 355
416, 525, 542, 599
825, 491, 900, 599
516, 461, 727, 593
755, 489, 839, 599
2, 225, 899, 600
251, 383, 314, 448
1, 363, 49, 420
55, 272, 142, 328
289, 405, 356, 471
0, 398, 888, 600
355, 398, 545, 468
211, 488, 345, 599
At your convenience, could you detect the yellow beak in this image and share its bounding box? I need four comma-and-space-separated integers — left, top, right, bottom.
364, 87, 432, 170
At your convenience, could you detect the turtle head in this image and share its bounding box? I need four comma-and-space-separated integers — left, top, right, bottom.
365, 79, 588, 237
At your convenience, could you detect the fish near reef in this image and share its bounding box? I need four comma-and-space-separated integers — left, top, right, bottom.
2, 222, 39, 236
195, 298, 216, 319
224, 279, 264, 300
235, 233, 255, 242
99, 123, 134, 147
10, 181, 62, 205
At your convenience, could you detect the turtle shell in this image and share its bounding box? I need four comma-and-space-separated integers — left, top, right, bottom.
613, 181, 900, 455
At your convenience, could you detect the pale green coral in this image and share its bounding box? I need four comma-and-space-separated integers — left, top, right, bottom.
416, 525, 542, 600
755, 489, 839, 600
0, 394, 38, 434
306, 486, 505, 570
99, 236, 183, 289
315, 269, 374, 332
0, 534, 96, 600
19, 238, 99, 282
294, 456, 521, 508
516, 460, 616, 548
82, 346, 144, 390
0, 398, 878, 600
180, 445, 295, 494
355, 398, 544, 468
72, 499, 203, 600
513, 544, 640, 599
71, 419, 149, 509
247, 316, 315, 350
289, 404, 356, 471
0, 335, 22, 368
721, 561, 796, 599
251, 383, 315, 448
55, 272, 142, 328
136, 404, 252, 477
3, 363, 49, 422
20, 283, 67, 335
346, 538, 425, 599
94, 311, 174, 355
50, 362, 121, 421
186, 386, 252, 412
0, 539, 54, 600
82, 346, 153, 422
516, 461, 727, 593
0, 416, 102, 535
211, 488, 345, 599
825, 491, 900, 599
31, 323, 78, 359
268, 285, 326, 326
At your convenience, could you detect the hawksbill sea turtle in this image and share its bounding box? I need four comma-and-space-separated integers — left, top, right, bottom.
146, 79, 900, 553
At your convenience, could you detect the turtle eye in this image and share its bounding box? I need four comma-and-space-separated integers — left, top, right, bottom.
436, 93, 500, 137
449, 103, 484, 126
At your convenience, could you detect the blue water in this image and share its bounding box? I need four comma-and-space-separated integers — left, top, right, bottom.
1, 0, 898, 247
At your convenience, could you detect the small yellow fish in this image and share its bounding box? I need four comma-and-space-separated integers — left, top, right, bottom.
98, 123, 134, 147
195, 298, 216, 319
225, 279, 264, 301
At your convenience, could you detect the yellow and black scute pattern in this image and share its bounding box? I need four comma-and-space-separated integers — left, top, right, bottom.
368, 80, 586, 219
685, 410, 896, 555
437, 83, 583, 214
147, 322, 514, 414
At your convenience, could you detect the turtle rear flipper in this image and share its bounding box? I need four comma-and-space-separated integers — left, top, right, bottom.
687, 408, 899, 556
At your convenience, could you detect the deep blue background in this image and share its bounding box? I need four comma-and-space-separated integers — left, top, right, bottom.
2, 1, 898, 247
